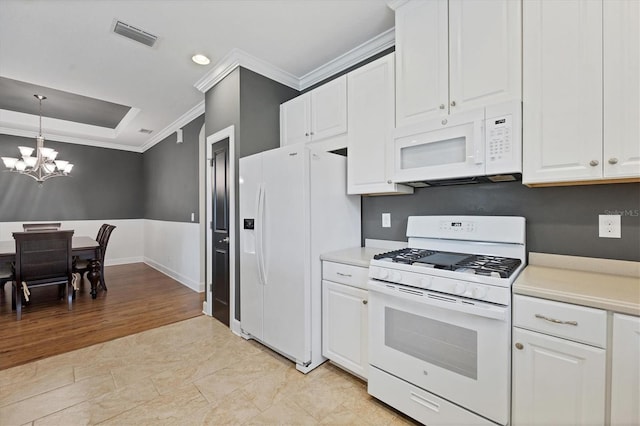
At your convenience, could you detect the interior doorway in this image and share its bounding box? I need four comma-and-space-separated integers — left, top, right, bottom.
210, 138, 230, 325
205, 126, 239, 333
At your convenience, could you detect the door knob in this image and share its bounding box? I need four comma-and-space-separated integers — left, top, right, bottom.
450, 100, 456, 107
608, 158, 618, 165
589, 160, 599, 167
362, 300, 368, 305
439, 104, 445, 109
218, 237, 230, 243
515, 342, 523, 350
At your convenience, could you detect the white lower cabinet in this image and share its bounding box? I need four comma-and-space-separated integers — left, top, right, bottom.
512, 295, 606, 425
611, 313, 640, 426
321, 262, 368, 379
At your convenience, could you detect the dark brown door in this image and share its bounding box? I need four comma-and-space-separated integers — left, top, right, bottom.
211, 138, 230, 326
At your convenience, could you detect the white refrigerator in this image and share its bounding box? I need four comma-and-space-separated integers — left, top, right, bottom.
239, 144, 361, 373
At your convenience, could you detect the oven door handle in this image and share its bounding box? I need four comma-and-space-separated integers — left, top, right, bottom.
369, 281, 508, 321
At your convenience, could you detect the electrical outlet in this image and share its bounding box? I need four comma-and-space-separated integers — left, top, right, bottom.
599, 214, 621, 238
382, 213, 391, 228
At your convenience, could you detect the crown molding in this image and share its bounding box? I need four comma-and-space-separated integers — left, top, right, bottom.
140, 100, 205, 152
194, 28, 396, 93
299, 27, 395, 89
386, 0, 409, 11
194, 48, 300, 93
0, 126, 143, 152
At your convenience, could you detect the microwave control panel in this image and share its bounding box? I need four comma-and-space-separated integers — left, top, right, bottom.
486, 114, 513, 164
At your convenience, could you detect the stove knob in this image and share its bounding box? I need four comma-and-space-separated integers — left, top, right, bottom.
391, 271, 402, 282
472, 287, 488, 299
378, 269, 389, 280
454, 283, 466, 295
421, 277, 432, 288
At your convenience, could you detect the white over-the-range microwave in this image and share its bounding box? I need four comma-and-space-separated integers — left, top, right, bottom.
392, 100, 522, 186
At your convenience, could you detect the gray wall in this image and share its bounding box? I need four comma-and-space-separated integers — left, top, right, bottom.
205, 68, 241, 144
363, 181, 640, 261
205, 66, 299, 320
239, 67, 299, 158
0, 134, 143, 221
144, 114, 204, 222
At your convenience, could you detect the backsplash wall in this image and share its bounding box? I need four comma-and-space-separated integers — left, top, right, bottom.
362, 181, 640, 262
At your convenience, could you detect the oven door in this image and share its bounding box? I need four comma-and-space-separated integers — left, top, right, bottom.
368, 280, 511, 425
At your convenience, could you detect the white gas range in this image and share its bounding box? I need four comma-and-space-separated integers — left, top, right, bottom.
367, 215, 526, 426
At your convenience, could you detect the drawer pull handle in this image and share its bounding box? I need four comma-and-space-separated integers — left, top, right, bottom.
336, 272, 352, 277
535, 314, 578, 326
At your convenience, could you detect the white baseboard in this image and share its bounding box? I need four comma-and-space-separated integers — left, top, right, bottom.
144, 257, 204, 293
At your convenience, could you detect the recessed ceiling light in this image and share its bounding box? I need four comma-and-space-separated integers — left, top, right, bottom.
192, 54, 210, 65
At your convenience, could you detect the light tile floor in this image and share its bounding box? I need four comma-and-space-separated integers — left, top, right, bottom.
0, 316, 418, 425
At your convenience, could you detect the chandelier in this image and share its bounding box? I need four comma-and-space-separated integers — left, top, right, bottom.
1, 94, 73, 183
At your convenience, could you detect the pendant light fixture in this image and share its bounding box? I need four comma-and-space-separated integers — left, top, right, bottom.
1, 94, 73, 183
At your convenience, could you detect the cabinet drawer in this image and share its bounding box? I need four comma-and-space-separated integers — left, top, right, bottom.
322, 261, 368, 289
513, 295, 607, 348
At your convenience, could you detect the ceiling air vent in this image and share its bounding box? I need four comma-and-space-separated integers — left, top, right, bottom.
139, 128, 153, 134
113, 20, 158, 47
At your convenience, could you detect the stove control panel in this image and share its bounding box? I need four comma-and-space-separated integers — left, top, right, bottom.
439, 220, 476, 233
369, 265, 510, 306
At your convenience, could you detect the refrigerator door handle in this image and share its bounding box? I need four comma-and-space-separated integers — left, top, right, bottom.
256, 183, 267, 286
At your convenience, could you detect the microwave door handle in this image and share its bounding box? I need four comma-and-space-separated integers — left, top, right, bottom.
473, 119, 485, 165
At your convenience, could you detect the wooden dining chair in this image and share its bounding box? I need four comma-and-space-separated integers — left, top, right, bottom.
22, 222, 62, 232
0, 262, 13, 297
73, 224, 116, 291
13, 230, 74, 320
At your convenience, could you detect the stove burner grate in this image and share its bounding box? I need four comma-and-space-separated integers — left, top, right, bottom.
373, 248, 522, 278
455, 255, 521, 278
373, 248, 436, 264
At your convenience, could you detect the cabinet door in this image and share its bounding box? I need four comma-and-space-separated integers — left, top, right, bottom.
449, 0, 521, 113
347, 53, 412, 195
522, 0, 603, 184
512, 327, 606, 425
280, 94, 311, 146
395, 0, 448, 126
604, 0, 640, 178
322, 280, 368, 379
611, 313, 640, 426
310, 75, 347, 141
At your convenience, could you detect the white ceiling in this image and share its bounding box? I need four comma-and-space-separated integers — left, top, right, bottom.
0, 0, 395, 152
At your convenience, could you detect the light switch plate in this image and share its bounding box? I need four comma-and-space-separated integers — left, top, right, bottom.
599, 214, 621, 238
382, 213, 391, 228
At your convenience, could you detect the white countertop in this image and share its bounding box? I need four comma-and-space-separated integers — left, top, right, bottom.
320, 247, 386, 268
514, 252, 640, 316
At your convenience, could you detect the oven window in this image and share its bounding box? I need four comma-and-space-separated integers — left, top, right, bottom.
400, 137, 466, 169
384, 307, 478, 379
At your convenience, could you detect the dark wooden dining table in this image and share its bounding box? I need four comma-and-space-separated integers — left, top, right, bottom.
0, 236, 103, 299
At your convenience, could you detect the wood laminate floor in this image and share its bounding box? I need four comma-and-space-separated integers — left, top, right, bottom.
0, 263, 205, 370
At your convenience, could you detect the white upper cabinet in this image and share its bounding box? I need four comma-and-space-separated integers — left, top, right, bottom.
448, 0, 522, 112
280, 76, 347, 146
394, 0, 521, 128
523, 0, 640, 185
281, 95, 311, 146
347, 53, 412, 195
604, 0, 640, 179
395, 0, 448, 127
